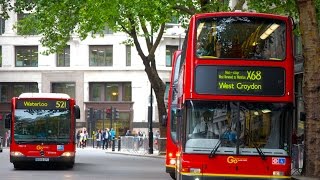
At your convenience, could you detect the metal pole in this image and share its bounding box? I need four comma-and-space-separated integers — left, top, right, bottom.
110, 106, 113, 129
148, 86, 153, 154
102, 110, 105, 130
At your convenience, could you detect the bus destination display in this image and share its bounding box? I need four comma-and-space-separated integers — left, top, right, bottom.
16, 99, 70, 109
195, 66, 285, 96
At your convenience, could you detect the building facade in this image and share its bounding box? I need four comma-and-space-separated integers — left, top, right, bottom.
0, 10, 183, 138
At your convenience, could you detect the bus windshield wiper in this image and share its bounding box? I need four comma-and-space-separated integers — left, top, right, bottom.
245, 130, 266, 160
209, 128, 230, 158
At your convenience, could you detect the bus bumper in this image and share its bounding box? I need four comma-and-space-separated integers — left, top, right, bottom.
10, 155, 75, 164
180, 174, 292, 180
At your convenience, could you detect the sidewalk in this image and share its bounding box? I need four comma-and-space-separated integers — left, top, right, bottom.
104, 147, 165, 159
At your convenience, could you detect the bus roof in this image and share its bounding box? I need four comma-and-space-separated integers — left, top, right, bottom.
18, 93, 70, 99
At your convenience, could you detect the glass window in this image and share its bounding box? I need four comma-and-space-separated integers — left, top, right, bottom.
196, 17, 286, 60
0, 17, 5, 35
89, 45, 113, 66
14, 109, 71, 142
15, 46, 38, 67
126, 45, 131, 66
106, 83, 119, 101
17, 13, 39, 35
89, 82, 131, 102
51, 82, 75, 98
57, 46, 70, 67
166, 46, 178, 67
0, 83, 38, 102
185, 100, 291, 156
122, 82, 132, 101
90, 83, 104, 101
0, 84, 9, 102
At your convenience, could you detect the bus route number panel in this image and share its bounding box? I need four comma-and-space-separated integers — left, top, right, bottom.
16, 99, 70, 109
195, 66, 285, 96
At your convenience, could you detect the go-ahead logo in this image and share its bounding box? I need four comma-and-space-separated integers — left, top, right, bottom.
227, 156, 248, 164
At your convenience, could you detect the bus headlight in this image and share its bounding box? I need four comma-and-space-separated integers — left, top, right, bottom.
61, 152, 75, 157
273, 171, 284, 176
10, 151, 24, 157
169, 159, 176, 165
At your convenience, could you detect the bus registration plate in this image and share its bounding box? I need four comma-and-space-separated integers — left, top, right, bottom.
35, 158, 49, 162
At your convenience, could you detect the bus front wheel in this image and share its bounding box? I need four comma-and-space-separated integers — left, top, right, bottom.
169, 172, 176, 180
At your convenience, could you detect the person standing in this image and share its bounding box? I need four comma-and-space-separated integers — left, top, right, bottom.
102, 128, 109, 150
96, 129, 102, 148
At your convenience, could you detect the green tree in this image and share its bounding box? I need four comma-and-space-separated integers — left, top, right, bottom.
248, 0, 320, 177
0, 0, 233, 139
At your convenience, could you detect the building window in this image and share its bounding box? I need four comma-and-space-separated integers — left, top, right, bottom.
122, 82, 132, 101
166, 45, 178, 67
51, 82, 76, 98
126, 45, 131, 66
89, 82, 132, 102
106, 83, 119, 101
15, 46, 38, 67
0, 17, 5, 35
57, 46, 70, 67
0, 83, 38, 102
89, 45, 113, 66
17, 13, 39, 35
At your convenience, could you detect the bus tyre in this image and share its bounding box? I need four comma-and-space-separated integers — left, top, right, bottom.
13, 163, 23, 169
65, 163, 74, 169
169, 172, 176, 180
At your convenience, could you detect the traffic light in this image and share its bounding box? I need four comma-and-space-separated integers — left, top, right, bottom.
106, 108, 112, 118
113, 108, 120, 119
87, 108, 94, 121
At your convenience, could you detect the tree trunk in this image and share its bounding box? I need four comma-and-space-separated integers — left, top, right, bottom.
296, 0, 320, 177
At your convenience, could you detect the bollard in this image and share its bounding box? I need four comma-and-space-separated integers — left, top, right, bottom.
118, 137, 121, 151
112, 139, 115, 151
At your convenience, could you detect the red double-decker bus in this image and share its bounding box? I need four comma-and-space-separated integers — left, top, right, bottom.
174, 12, 294, 179
166, 50, 182, 178
5, 93, 80, 169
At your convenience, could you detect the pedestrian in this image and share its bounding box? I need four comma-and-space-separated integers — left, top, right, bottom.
96, 129, 102, 148
102, 128, 109, 150
76, 130, 81, 148
79, 130, 84, 148
83, 130, 88, 148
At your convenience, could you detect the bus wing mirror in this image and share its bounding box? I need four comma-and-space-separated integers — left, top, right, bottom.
5, 113, 11, 129
161, 115, 167, 127
300, 112, 306, 121
74, 105, 80, 119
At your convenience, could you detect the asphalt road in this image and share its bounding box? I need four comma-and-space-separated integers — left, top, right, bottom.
0, 147, 171, 180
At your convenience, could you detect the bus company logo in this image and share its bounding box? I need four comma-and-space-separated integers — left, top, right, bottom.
36, 145, 44, 151
227, 156, 248, 164
24, 101, 48, 107
272, 157, 286, 165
